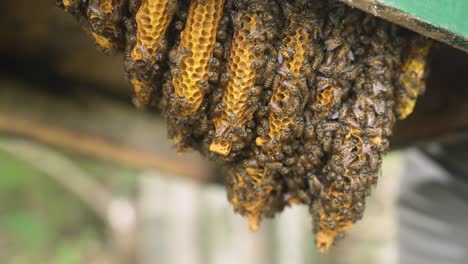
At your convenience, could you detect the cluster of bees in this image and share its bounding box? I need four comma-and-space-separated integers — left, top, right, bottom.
55, 0, 431, 251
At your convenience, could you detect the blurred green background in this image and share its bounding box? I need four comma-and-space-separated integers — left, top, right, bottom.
0, 142, 139, 264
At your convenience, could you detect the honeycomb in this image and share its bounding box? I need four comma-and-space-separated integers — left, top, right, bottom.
259, 13, 311, 152
170, 0, 224, 117
227, 163, 276, 232
210, 2, 277, 156
86, 0, 124, 42
131, 0, 175, 62
56, 0, 431, 252
395, 37, 431, 119
55, 0, 124, 54
128, 0, 177, 107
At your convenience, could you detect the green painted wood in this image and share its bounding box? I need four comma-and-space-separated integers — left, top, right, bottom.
384, 0, 468, 38
340, 0, 468, 52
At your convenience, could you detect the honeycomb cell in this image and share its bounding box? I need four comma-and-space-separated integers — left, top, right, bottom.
316, 87, 332, 106
171, 0, 225, 116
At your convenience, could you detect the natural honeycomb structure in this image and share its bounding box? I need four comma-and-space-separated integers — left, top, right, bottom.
170, 0, 224, 117
56, 0, 432, 252
131, 0, 175, 63
56, 0, 124, 54
210, 2, 276, 157
259, 12, 312, 152
395, 37, 431, 119
228, 163, 276, 232
128, 0, 177, 107
86, 0, 125, 43
315, 83, 335, 107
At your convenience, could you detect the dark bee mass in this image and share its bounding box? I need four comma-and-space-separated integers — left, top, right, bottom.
55, 0, 431, 252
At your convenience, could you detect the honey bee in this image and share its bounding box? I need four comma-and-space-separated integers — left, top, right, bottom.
345, 115, 360, 129
366, 55, 385, 69
316, 76, 333, 91
322, 121, 340, 132
218, 72, 231, 87
269, 101, 284, 117
325, 37, 343, 51
209, 57, 221, 69
263, 74, 275, 89
364, 127, 382, 137
371, 78, 387, 95
271, 74, 282, 91
296, 164, 306, 176
365, 97, 385, 115
342, 64, 362, 80
322, 131, 332, 152
367, 150, 380, 171
354, 201, 364, 213
304, 124, 315, 139
213, 42, 225, 58
311, 47, 324, 70
278, 166, 289, 175
273, 150, 286, 161
240, 104, 259, 123
349, 177, 362, 192
276, 63, 292, 78
263, 58, 277, 81
266, 161, 283, 170
208, 71, 219, 83
341, 12, 360, 26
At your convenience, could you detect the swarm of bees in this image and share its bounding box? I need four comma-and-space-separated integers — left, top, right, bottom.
55, 0, 431, 251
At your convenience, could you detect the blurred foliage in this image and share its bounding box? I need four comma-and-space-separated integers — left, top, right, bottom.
0, 145, 138, 264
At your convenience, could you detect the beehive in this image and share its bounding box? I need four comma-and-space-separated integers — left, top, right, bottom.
56, 0, 431, 251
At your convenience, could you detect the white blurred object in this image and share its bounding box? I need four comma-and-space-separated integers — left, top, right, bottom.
108, 197, 137, 234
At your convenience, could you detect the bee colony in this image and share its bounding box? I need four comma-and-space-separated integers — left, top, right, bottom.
55, 0, 431, 251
